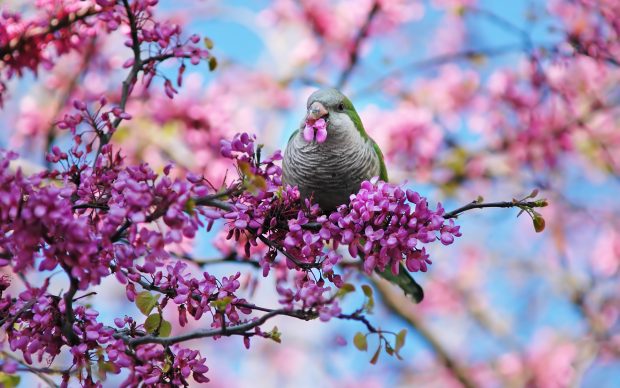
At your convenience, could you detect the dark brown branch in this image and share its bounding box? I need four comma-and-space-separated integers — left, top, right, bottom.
117, 308, 317, 347
336, 1, 381, 89
93, 0, 143, 162
60, 267, 80, 345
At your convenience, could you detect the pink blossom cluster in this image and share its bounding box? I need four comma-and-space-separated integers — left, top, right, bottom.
0, 145, 225, 384
550, 0, 620, 65
0, 1, 116, 106
277, 273, 342, 322
329, 179, 461, 274
0, 0, 212, 106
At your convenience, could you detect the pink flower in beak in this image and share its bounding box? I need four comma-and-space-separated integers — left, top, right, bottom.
303, 101, 328, 143
303, 118, 327, 143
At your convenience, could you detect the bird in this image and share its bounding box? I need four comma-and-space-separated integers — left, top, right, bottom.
282, 88, 424, 302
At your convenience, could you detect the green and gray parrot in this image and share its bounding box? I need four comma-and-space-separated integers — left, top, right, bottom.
282, 88, 424, 303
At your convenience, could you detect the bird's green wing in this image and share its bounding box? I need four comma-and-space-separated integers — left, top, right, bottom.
371, 139, 388, 181
377, 264, 424, 303
369, 140, 423, 302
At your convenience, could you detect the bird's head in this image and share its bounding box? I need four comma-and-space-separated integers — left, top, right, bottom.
302, 88, 365, 144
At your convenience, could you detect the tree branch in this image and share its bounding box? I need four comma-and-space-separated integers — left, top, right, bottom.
372, 277, 478, 388
93, 0, 143, 162
336, 1, 381, 89
116, 307, 317, 347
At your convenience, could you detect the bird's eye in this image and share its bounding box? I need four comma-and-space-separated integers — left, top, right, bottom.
337, 103, 345, 111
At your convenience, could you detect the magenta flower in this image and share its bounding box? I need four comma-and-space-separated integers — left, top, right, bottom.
303, 118, 328, 143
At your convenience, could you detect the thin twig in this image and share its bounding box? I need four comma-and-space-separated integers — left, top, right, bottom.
443, 200, 545, 219
353, 44, 529, 97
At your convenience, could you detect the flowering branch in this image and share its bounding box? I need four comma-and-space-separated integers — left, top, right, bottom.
117, 306, 317, 347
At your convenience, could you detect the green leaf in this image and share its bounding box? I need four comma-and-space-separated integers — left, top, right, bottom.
0, 372, 21, 388
159, 319, 172, 337
267, 326, 282, 343
353, 332, 368, 351
208, 56, 218, 71
361, 285, 375, 312
210, 296, 233, 312
144, 314, 172, 337
204, 37, 214, 50
533, 213, 546, 233
361, 284, 373, 298
184, 197, 196, 214
136, 291, 158, 316
97, 359, 116, 380
336, 283, 355, 298
377, 265, 424, 303
370, 345, 381, 365
144, 313, 163, 333
395, 329, 407, 353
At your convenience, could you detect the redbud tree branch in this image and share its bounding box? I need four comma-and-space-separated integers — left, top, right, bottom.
118, 308, 315, 347
94, 0, 143, 161
372, 277, 477, 388
336, 0, 381, 89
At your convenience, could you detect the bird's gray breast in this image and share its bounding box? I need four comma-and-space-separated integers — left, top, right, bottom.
282, 131, 380, 211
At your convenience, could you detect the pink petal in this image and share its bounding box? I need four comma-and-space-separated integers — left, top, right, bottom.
315, 126, 327, 143
303, 124, 314, 142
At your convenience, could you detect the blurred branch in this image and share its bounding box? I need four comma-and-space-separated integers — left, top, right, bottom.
336, 1, 381, 89
467, 6, 534, 49
354, 44, 526, 97
45, 38, 98, 168
0, 351, 61, 388
372, 277, 478, 388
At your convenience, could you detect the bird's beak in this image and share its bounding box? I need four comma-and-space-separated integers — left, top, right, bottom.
306, 101, 328, 123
